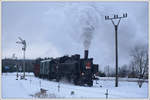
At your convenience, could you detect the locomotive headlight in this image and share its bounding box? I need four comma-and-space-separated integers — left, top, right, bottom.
81, 72, 84, 76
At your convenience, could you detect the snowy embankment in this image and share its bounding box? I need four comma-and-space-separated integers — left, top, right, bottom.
2, 72, 148, 99
99, 77, 148, 82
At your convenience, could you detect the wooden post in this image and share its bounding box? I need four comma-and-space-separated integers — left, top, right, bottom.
39, 80, 41, 88
105, 89, 108, 99
58, 82, 60, 92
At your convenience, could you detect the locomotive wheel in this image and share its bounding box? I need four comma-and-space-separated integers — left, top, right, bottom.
39, 75, 41, 78
56, 78, 59, 82
73, 74, 80, 85
67, 75, 71, 82
73, 79, 79, 85
56, 77, 60, 82
48, 74, 53, 80
78, 78, 84, 86
88, 80, 93, 87
56, 75, 61, 82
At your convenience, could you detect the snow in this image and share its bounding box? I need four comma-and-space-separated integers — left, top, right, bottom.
2, 72, 148, 99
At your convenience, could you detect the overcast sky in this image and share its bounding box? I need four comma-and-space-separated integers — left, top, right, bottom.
2, 1, 148, 70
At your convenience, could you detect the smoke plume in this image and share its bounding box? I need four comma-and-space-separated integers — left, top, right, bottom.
82, 24, 95, 50
79, 7, 99, 50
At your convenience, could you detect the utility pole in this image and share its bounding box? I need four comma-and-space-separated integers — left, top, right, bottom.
16, 37, 26, 79
105, 13, 127, 87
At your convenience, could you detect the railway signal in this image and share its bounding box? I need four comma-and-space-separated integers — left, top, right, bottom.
16, 37, 27, 79
12, 54, 18, 80
105, 13, 127, 87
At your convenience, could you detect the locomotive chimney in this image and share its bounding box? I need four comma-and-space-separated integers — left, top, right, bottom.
84, 50, 88, 60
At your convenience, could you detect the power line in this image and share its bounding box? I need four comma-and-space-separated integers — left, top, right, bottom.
105, 13, 127, 87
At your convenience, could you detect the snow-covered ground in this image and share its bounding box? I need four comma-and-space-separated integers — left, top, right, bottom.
2, 72, 148, 99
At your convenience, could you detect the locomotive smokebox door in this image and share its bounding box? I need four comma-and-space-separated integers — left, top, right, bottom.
86, 62, 91, 69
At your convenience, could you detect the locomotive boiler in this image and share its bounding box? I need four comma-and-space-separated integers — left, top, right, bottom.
33, 50, 99, 86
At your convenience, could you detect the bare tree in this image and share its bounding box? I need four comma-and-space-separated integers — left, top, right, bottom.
104, 65, 110, 77
130, 45, 148, 87
128, 60, 138, 78
104, 66, 115, 77
119, 64, 129, 77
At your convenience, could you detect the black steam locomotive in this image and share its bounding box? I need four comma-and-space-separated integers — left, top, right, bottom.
33, 50, 99, 86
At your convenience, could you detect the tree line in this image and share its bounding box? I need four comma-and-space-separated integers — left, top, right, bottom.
97, 44, 148, 79
2, 59, 35, 73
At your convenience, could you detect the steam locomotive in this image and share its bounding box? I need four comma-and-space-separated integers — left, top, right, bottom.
33, 50, 99, 86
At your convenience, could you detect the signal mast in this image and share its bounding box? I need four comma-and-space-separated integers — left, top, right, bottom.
16, 37, 26, 79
